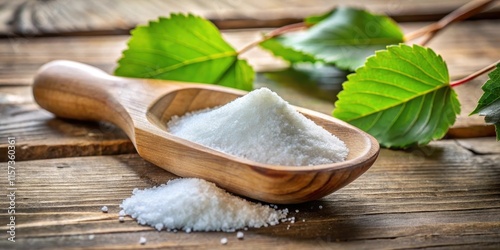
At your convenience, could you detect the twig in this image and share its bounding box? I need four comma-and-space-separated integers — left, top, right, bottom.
450, 60, 499, 87
405, 0, 493, 45
237, 40, 265, 55
264, 22, 308, 38
237, 22, 308, 55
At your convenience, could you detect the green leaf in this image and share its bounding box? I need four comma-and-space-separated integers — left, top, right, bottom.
333, 44, 461, 148
470, 63, 500, 140
115, 13, 254, 91
259, 38, 317, 65
260, 7, 404, 71
304, 10, 334, 25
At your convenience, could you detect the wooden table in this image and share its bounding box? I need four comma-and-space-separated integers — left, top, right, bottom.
1, 1, 499, 249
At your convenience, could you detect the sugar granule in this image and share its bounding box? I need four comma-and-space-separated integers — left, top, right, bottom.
167, 88, 348, 166
236, 231, 244, 239
139, 236, 146, 245
120, 178, 288, 232
221, 237, 228, 245
101, 206, 108, 213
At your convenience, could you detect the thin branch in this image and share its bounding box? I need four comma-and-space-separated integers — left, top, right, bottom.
450, 60, 499, 87
237, 22, 308, 55
264, 22, 308, 38
237, 39, 264, 55
418, 32, 436, 47
405, 0, 493, 44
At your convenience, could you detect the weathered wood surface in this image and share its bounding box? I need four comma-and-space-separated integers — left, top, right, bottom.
30, 60, 379, 204
0, 86, 135, 161
0, 138, 499, 249
0, 77, 494, 162
1, 21, 498, 162
2, 21, 498, 84
1, 0, 499, 36
0, 2, 499, 248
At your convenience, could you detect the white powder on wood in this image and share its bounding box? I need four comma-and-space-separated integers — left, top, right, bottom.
120, 178, 288, 232
220, 237, 228, 245
139, 236, 146, 245
167, 88, 348, 166
236, 231, 244, 239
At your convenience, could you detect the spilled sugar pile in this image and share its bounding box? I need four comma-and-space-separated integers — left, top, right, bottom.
120, 178, 288, 232
167, 88, 348, 166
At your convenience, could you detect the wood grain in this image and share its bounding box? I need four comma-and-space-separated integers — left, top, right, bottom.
456, 137, 500, 154
0, 139, 498, 249
0, 0, 499, 36
0, 21, 498, 162
1, 3, 499, 248
0, 87, 135, 161
1, 21, 498, 83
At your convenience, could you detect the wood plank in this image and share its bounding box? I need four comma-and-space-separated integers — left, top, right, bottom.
0, 139, 499, 249
0, 0, 499, 36
448, 75, 496, 138
0, 22, 498, 160
456, 137, 500, 154
0, 75, 493, 162
0, 86, 135, 161
1, 21, 498, 83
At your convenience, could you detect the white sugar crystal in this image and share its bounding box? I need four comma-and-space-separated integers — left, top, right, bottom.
139, 236, 146, 245
101, 206, 108, 213
236, 231, 244, 239
167, 88, 348, 166
118, 216, 125, 222
120, 178, 288, 232
221, 237, 228, 245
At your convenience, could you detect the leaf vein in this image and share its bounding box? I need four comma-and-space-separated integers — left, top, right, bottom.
344, 85, 449, 122
414, 46, 448, 81
392, 52, 447, 84
368, 66, 436, 87
350, 91, 402, 101
354, 79, 419, 94
146, 51, 237, 77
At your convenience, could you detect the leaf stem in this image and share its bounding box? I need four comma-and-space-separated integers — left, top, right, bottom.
237, 22, 308, 55
450, 60, 499, 87
404, 0, 493, 45
264, 22, 308, 38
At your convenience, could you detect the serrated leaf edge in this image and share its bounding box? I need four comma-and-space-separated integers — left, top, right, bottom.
338, 44, 451, 123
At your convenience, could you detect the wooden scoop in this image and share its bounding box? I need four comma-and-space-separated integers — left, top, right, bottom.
33, 60, 379, 204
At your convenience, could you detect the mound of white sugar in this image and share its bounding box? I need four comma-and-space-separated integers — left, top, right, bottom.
167, 88, 348, 166
120, 178, 288, 232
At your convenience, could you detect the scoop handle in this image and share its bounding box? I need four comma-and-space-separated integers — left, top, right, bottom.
33, 60, 134, 138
